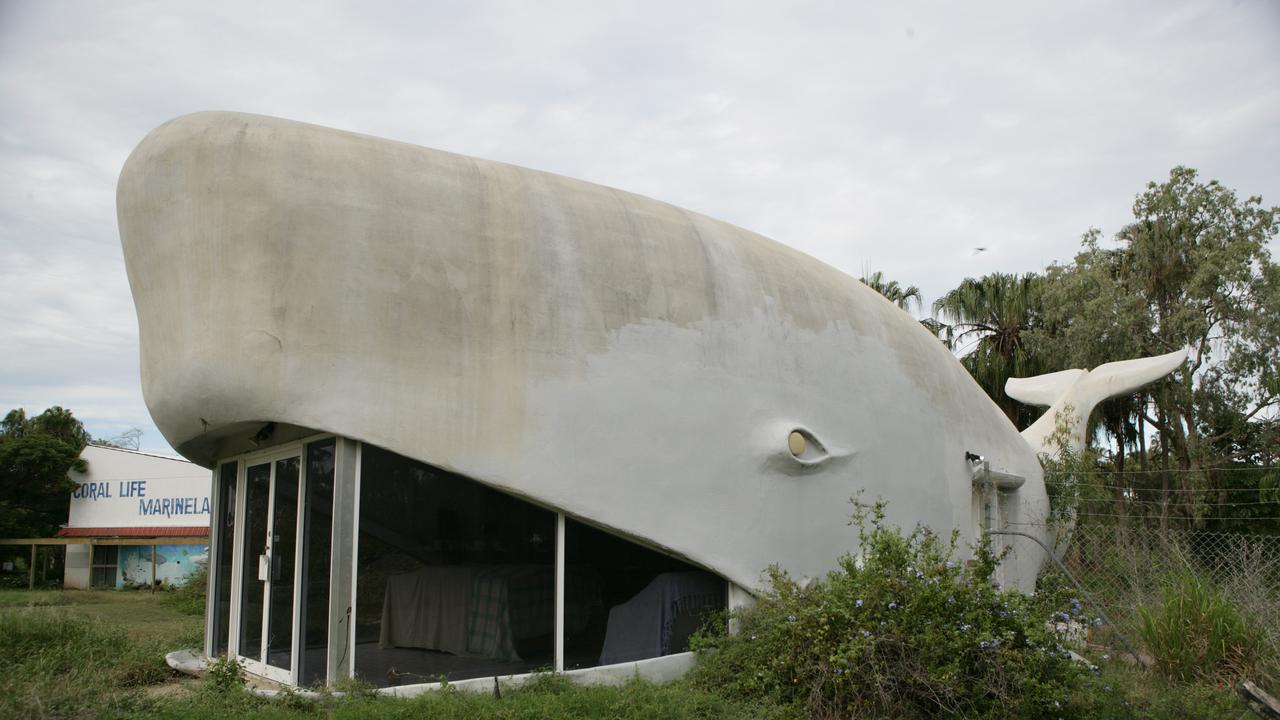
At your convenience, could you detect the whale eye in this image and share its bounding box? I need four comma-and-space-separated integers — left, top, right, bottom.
788, 431, 806, 456
787, 427, 829, 464
762, 423, 851, 475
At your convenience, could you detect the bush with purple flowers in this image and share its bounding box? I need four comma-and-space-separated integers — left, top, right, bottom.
690, 500, 1091, 719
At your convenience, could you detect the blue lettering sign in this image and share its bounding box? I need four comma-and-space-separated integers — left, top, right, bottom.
138, 496, 211, 519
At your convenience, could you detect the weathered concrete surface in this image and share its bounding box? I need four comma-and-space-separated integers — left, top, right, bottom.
118, 112, 1053, 591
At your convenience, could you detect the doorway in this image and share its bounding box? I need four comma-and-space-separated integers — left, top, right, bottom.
234, 452, 302, 683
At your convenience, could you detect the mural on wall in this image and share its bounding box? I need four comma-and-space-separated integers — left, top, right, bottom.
116, 545, 209, 588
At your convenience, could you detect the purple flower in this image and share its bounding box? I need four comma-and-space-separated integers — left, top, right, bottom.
888, 602, 898, 610
855, 599, 863, 608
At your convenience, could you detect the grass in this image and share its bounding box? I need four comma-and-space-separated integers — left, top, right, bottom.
131, 674, 799, 720
0, 588, 787, 720
0, 587, 1261, 719
0, 588, 202, 720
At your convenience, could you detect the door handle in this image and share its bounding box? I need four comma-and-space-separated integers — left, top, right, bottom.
258, 553, 269, 581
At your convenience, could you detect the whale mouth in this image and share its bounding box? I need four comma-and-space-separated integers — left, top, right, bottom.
207, 427, 727, 688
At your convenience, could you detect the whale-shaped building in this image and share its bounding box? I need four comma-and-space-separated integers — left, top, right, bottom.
118, 112, 1180, 691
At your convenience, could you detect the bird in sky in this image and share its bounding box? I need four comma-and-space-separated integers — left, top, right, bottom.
972, 247, 988, 255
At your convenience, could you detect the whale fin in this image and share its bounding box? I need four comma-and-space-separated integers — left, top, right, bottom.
1009, 349, 1187, 457
1006, 369, 1086, 407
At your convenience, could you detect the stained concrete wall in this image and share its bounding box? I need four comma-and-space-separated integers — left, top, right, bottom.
117, 112, 1053, 592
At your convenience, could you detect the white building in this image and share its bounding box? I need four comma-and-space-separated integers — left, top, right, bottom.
116, 112, 1180, 691
63, 445, 211, 589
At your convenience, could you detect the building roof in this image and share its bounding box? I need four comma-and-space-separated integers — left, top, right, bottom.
56, 526, 209, 538
84, 443, 197, 464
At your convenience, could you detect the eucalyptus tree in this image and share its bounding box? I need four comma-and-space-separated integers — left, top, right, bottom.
1030, 167, 1278, 529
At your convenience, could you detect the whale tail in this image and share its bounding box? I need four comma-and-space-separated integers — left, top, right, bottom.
1007, 349, 1187, 457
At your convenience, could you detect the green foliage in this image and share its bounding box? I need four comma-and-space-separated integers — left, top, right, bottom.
165, 562, 209, 616
204, 656, 246, 694
1038, 423, 1114, 527
139, 673, 795, 720
0, 607, 175, 719
930, 272, 1049, 429
0, 406, 91, 538
1138, 571, 1262, 684
1026, 167, 1279, 527
690, 501, 1091, 719
1072, 664, 1244, 720
860, 270, 923, 313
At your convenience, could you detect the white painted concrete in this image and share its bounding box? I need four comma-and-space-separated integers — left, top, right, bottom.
1008, 350, 1188, 458
68, 445, 211, 529
115, 112, 1170, 598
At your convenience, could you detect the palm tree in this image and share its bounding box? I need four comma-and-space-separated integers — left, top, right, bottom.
860, 271, 923, 313
931, 272, 1045, 428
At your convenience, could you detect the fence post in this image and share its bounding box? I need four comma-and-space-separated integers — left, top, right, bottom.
28, 544, 36, 590
151, 544, 157, 593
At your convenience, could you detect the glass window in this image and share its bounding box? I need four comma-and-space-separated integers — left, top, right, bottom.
354, 445, 556, 686
91, 544, 118, 566
212, 462, 237, 657
90, 545, 119, 588
298, 438, 335, 686
265, 457, 300, 671
238, 462, 271, 659
564, 519, 725, 669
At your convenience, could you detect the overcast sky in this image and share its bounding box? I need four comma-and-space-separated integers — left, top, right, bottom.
1, 0, 1277, 455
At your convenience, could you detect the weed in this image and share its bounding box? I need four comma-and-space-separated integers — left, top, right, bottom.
203, 656, 245, 694
1138, 570, 1263, 684
163, 562, 208, 616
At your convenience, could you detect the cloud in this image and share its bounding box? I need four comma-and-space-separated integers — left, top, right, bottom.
0, 0, 1277, 454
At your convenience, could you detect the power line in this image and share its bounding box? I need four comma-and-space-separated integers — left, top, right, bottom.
1044, 461, 1274, 474
1045, 483, 1276, 493
1045, 466, 1278, 476
1044, 491, 1274, 504
1072, 512, 1280, 522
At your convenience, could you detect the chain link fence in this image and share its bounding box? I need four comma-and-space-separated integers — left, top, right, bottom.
1032, 523, 1280, 665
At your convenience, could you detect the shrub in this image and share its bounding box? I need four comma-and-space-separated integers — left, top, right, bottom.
204, 656, 246, 694
691, 501, 1090, 719
1138, 571, 1262, 684
164, 561, 208, 616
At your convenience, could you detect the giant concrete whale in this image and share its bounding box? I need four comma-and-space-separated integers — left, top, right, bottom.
117, 112, 1180, 594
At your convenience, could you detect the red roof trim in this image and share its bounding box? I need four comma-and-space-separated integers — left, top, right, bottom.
56, 526, 209, 538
